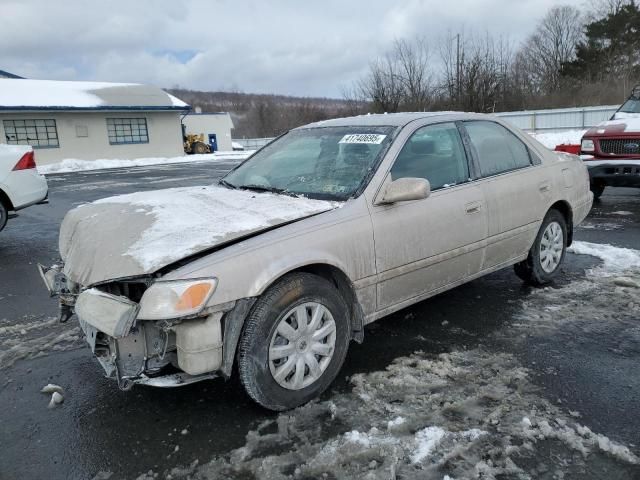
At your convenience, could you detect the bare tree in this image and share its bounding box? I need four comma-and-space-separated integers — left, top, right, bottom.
351, 37, 435, 113
393, 38, 434, 111
584, 0, 629, 21
439, 31, 515, 112
339, 84, 369, 116
358, 54, 404, 113
517, 5, 583, 94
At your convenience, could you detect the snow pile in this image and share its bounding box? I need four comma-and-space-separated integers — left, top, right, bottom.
410, 426, 447, 463
160, 347, 637, 479
529, 129, 586, 149
38, 151, 253, 174
568, 241, 640, 274
0, 316, 81, 369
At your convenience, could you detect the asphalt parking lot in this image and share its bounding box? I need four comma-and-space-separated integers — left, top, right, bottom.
0, 162, 639, 479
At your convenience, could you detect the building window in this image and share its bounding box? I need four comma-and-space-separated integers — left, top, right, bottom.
3, 119, 59, 148
107, 118, 149, 145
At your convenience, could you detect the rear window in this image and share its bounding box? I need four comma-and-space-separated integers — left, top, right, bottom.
464, 121, 532, 177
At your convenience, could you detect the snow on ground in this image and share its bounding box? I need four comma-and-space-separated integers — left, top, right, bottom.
568, 241, 640, 274
141, 348, 637, 480
38, 151, 253, 175
0, 316, 82, 369
529, 129, 586, 149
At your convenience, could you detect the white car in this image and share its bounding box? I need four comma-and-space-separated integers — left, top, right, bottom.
0, 144, 49, 231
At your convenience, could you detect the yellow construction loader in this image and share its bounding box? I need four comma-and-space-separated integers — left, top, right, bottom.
182, 125, 211, 154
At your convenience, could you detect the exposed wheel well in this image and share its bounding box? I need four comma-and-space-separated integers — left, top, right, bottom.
548, 200, 573, 246
221, 263, 365, 379
291, 264, 365, 343
0, 189, 14, 211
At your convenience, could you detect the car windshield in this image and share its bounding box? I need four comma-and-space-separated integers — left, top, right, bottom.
221, 126, 395, 201
617, 97, 640, 115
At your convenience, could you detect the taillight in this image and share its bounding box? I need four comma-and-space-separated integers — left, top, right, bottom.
12, 151, 36, 171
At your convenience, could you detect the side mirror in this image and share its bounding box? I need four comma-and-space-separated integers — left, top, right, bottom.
379, 177, 430, 204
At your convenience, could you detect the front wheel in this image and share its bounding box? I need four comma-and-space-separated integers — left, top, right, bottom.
514, 209, 567, 286
237, 272, 351, 411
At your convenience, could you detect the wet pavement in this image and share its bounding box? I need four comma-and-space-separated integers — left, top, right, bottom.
0, 164, 638, 479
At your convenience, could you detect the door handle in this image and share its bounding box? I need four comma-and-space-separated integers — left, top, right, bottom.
465, 201, 482, 214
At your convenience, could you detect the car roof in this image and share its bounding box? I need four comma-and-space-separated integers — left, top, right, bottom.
299, 111, 457, 128
297, 111, 497, 129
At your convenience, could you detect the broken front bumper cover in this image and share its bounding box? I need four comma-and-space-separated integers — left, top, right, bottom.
77, 314, 217, 390
38, 264, 224, 390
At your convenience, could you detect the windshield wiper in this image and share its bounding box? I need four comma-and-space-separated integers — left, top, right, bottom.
219, 179, 237, 189
237, 184, 291, 195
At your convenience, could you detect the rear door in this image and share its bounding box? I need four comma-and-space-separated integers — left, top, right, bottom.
460, 120, 551, 269
369, 121, 488, 311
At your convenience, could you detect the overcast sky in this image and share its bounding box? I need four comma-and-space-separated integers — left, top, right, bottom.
1, 0, 586, 98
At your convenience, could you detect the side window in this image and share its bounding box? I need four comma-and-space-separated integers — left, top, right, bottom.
464, 121, 532, 177
390, 122, 469, 190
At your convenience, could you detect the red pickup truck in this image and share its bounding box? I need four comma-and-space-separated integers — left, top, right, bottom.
580, 86, 640, 198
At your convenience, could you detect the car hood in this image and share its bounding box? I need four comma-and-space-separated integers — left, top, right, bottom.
585, 116, 640, 137
60, 185, 341, 286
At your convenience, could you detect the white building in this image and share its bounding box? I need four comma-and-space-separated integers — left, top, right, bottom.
181, 112, 234, 151
0, 79, 189, 165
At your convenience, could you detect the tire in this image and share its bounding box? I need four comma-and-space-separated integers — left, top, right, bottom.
514, 209, 567, 286
192, 142, 209, 154
237, 272, 351, 411
0, 201, 7, 232
590, 183, 605, 200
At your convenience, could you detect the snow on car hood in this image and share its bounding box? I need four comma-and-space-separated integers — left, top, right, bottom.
60, 185, 341, 286
585, 116, 640, 136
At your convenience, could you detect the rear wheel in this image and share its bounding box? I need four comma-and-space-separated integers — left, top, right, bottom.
237, 272, 350, 411
0, 201, 7, 232
514, 209, 567, 286
590, 183, 605, 200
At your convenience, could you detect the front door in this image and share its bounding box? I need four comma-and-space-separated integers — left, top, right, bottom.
370, 122, 488, 311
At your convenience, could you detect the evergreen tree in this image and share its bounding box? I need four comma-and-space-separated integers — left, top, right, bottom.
563, 1, 640, 85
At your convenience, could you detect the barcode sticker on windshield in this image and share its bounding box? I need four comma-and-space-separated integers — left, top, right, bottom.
339, 134, 387, 144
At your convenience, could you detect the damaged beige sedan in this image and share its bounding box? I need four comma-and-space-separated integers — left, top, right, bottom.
40, 112, 593, 410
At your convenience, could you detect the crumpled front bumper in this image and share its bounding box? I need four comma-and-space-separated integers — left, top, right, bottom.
38, 265, 221, 390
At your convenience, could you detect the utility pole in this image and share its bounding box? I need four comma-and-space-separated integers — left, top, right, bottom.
456, 33, 461, 109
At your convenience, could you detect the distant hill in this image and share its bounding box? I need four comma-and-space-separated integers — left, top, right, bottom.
167, 88, 367, 138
